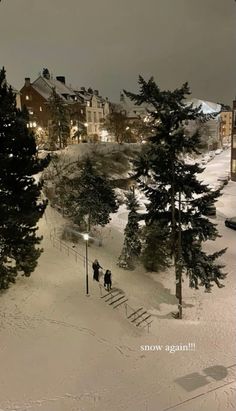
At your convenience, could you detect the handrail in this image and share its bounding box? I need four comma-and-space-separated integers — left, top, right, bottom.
50, 230, 93, 264
50, 231, 152, 332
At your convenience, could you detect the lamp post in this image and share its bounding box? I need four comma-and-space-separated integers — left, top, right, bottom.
83, 233, 89, 295
177, 191, 182, 319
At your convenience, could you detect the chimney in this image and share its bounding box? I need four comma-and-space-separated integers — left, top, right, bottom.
120, 92, 125, 102
80, 86, 86, 95
94, 89, 99, 96
25, 77, 31, 87
56, 76, 65, 84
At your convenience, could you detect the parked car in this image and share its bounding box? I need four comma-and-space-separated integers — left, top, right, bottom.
208, 183, 222, 191
225, 217, 236, 230
217, 176, 229, 185
209, 151, 215, 159
215, 148, 223, 155
202, 204, 216, 217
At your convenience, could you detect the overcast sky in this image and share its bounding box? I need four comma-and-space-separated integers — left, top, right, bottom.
0, 0, 235, 104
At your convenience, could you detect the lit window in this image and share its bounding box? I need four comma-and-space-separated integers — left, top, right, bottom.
27, 123, 29, 128
26, 95, 29, 100
233, 135, 236, 149
29, 110, 33, 115
87, 101, 90, 107
232, 159, 236, 173
39, 106, 43, 112
33, 122, 37, 127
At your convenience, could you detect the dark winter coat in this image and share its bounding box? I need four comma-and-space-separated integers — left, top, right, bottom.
92, 261, 102, 281
104, 271, 112, 285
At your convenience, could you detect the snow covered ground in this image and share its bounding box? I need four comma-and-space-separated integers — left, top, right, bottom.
0, 148, 235, 411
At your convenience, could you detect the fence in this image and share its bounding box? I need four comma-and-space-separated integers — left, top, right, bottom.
50, 229, 153, 332
99, 285, 153, 333
49, 228, 93, 266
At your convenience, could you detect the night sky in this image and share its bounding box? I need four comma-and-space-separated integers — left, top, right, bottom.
0, 0, 235, 104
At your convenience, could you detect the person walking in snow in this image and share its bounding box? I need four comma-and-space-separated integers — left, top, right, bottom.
104, 269, 112, 291
92, 259, 102, 282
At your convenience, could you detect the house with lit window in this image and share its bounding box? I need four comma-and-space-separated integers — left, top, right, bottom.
74, 87, 110, 138
231, 100, 236, 181
20, 70, 110, 143
20, 72, 80, 130
220, 109, 232, 145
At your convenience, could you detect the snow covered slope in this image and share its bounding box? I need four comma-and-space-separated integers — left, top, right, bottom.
0, 149, 235, 411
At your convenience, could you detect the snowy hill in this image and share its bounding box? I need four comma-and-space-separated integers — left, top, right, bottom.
0, 149, 235, 410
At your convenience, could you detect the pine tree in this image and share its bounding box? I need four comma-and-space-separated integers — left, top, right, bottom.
118, 191, 142, 269
0, 67, 50, 289
101, 104, 133, 143
65, 158, 118, 230
141, 221, 171, 272
70, 103, 87, 142
124, 76, 227, 297
47, 88, 70, 149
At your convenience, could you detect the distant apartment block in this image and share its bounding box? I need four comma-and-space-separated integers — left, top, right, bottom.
231, 100, 236, 181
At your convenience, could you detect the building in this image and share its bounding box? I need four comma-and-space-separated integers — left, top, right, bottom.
231, 100, 236, 181
75, 87, 110, 138
219, 109, 232, 145
20, 70, 110, 145
187, 99, 222, 149
20, 72, 82, 130
119, 94, 222, 147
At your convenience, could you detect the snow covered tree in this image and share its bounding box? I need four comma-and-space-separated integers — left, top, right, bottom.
70, 103, 87, 142
141, 221, 171, 272
65, 158, 118, 230
0, 67, 50, 289
118, 190, 141, 269
101, 104, 133, 143
47, 88, 70, 149
124, 77, 227, 299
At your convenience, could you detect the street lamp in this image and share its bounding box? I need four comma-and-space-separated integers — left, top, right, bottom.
83, 233, 89, 295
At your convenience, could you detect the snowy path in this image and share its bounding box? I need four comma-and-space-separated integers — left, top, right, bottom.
0, 149, 236, 410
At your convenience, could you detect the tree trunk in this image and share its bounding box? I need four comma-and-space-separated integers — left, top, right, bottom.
170, 157, 178, 298
176, 191, 182, 318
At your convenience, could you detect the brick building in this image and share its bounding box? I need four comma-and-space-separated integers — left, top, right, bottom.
20, 70, 110, 145
231, 100, 236, 181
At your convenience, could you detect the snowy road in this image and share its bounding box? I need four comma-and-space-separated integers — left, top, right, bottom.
0, 148, 235, 411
